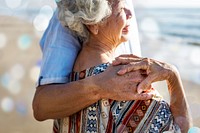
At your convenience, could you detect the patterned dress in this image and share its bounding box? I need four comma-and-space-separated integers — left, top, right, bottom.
53, 63, 180, 133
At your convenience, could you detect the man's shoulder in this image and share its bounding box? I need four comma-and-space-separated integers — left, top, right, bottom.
40, 9, 81, 51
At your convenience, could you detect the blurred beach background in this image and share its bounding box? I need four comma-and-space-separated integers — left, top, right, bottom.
0, 0, 200, 132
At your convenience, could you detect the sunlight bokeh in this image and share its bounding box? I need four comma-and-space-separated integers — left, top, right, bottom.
0, 0, 199, 132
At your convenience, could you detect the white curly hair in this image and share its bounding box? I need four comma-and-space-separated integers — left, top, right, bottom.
57, 0, 112, 42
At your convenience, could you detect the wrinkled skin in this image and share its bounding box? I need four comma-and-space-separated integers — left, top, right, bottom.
112, 54, 192, 133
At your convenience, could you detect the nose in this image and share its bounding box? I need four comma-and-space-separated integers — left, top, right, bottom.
125, 8, 132, 20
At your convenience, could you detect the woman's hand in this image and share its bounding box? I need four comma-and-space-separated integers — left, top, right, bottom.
96, 65, 154, 101
112, 54, 192, 132
112, 54, 176, 93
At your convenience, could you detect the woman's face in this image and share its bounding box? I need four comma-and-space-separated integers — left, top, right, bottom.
98, 0, 132, 45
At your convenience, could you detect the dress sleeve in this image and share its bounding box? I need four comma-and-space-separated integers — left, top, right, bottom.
36, 9, 81, 87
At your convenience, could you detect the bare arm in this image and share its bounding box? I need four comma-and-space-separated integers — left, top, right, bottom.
167, 67, 192, 133
33, 75, 100, 121
32, 65, 153, 121
113, 54, 192, 132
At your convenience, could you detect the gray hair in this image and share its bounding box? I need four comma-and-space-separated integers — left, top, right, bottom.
57, 0, 112, 42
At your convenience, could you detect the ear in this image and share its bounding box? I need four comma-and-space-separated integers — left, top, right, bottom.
86, 24, 99, 35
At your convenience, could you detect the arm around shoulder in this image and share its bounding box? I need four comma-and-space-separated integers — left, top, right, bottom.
32, 75, 102, 121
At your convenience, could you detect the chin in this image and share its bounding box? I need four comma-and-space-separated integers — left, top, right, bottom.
121, 35, 129, 43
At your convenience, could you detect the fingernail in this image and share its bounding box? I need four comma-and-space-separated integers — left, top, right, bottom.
138, 89, 143, 94
112, 61, 117, 65
117, 70, 125, 75
112, 61, 115, 64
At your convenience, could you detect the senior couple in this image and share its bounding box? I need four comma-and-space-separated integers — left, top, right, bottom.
32, 0, 191, 132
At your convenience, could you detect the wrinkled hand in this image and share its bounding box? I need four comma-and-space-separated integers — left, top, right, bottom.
97, 65, 154, 101
112, 54, 175, 94
113, 54, 191, 133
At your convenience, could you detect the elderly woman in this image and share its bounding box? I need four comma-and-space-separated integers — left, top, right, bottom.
39, 0, 191, 132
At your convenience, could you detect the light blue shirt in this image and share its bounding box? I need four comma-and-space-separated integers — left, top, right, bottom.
37, 10, 81, 86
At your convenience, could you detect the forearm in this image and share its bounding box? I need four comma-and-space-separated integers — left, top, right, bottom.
32, 76, 101, 121
167, 70, 192, 132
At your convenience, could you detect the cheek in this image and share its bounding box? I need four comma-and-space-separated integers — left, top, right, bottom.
116, 13, 127, 30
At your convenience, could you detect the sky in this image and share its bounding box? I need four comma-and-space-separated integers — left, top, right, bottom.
133, 0, 200, 8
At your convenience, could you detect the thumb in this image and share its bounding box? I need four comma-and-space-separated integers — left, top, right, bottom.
137, 75, 154, 94
118, 54, 140, 58
112, 59, 124, 66
117, 62, 148, 75
112, 57, 130, 66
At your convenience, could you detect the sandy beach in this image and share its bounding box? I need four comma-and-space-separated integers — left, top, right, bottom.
0, 15, 199, 133
0, 15, 52, 132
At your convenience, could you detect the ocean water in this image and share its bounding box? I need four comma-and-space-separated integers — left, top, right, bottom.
135, 8, 200, 45
135, 8, 200, 85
